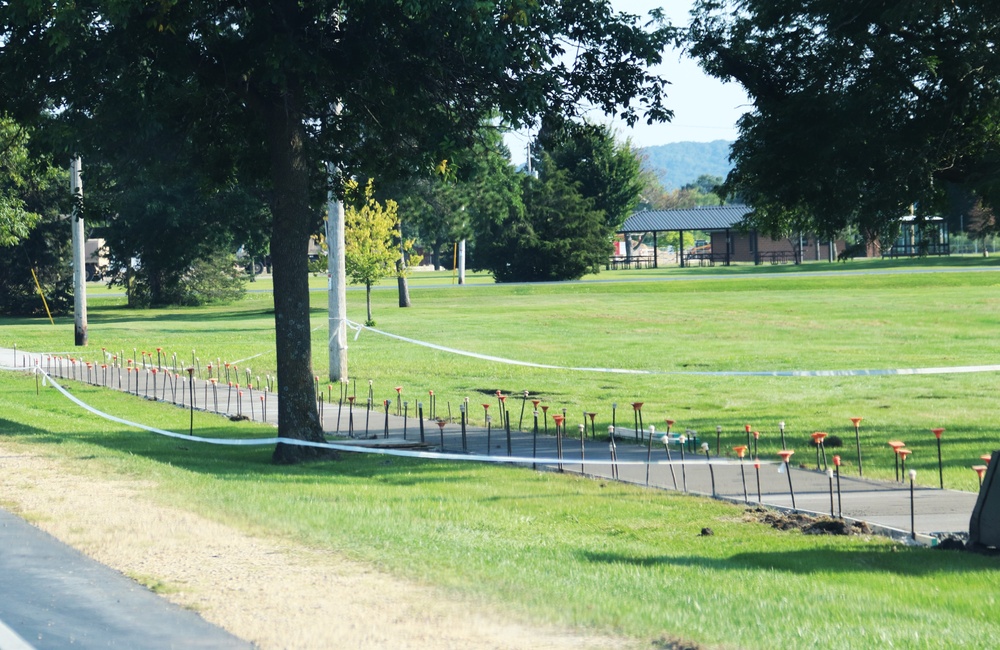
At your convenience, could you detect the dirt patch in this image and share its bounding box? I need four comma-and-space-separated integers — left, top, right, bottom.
0, 444, 640, 650
745, 507, 872, 536
471, 388, 550, 400
651, 636, 707, 650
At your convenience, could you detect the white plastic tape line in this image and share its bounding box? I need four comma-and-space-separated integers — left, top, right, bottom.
348, 321, 1000, 377
0, 618, 35, 650
32, 368, 764, 466
228, 351, 268, 365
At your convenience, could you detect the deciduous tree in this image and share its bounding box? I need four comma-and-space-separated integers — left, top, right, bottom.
687, 0, 1000, 245
0, 117, 71, 316
1, 1, 672, 462
345, 180, 417, 325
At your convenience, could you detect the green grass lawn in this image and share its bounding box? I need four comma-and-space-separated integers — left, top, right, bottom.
0, 371, 997, 649
4, 258, 1000, 647
8, 258, 1000, 491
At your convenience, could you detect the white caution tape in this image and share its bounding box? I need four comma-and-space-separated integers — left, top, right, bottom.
6, 364, 774, 467
228, 351, 268, 366
347, 321, 1000, 377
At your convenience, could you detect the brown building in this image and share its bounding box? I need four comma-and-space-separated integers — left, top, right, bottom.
616, 205, 878, 268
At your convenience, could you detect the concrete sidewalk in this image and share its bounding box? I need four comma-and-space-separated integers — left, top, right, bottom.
3, 347, 980, 543
327, 405, 979, 544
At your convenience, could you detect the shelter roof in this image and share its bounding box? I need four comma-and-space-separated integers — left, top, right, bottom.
620, 204, 751, 233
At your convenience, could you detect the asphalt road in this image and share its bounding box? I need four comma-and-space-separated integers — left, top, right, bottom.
0, 507, 251, 650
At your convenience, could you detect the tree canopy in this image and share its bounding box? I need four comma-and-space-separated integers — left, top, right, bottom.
687, 0, 1000, 244
0, 116, 72, 316
471, 123, 644, 283
0, 1, 673, 461
637, 172, 724, 211
389, 130, 520, 272
344, 180, 415, 325
0, 117, 50, 248
536, 121, 644, 232
475, 155, 607, 282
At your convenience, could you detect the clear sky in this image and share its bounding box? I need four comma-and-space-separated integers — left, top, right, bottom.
506, 0, 751, 163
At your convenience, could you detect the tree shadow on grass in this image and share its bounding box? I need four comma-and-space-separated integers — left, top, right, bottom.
580, 547, 1000, 576
14, 412, 483, 488
0, 417, 59, 439
85, 306, 285, 326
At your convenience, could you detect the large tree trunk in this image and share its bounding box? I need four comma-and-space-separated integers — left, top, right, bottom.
431, 241, 443, 270
264, 98, 330, 464
396, 258, 411, 308
397, 275, 411, 307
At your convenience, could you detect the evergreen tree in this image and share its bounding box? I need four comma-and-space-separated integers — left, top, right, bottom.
477, 156, 607, 282
536, 122, 644, 231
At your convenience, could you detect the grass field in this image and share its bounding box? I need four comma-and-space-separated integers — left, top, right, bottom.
17, 256, 1000, 490
1, 370, 998, 649
3, 257, 1000, 648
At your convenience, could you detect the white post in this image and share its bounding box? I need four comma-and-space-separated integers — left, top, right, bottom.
71, 156, 87, 346
457, 239, 466, 285
326, 163, 348, 382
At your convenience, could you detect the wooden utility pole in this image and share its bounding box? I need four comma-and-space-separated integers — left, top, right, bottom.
70, 156, 88, 346
326, 163, 348, 382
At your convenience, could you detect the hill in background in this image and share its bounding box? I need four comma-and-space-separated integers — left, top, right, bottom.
641, 140, 733, 190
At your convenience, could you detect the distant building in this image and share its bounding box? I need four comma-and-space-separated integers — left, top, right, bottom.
85, 238, 108, 281
883, 216, 950, 258
616, 205, 848, 267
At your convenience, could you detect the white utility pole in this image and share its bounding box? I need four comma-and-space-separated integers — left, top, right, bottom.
70, 156, 87, 346
326, 162, 348, 382
457, 239, 466, 284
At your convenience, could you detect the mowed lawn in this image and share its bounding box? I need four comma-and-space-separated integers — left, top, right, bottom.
2, 258, 1000, 648
8, 257, 1000, 489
